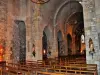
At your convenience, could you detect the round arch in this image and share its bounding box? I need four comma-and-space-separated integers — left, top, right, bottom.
53, 0, 83, 27
43, 26, 52, 40
42, 26, 53, 58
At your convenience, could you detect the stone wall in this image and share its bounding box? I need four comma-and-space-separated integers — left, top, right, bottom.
1, 1, 100, 74
0, 0, 7, 61
82, 0, 100, 74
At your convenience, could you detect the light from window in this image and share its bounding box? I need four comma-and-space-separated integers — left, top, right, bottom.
81, 34, 85, 43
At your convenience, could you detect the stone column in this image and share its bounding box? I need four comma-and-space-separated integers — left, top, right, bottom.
26, 0, 33, 61
4, 0, 13, 63
82, 0, 100, 74
31, 3, 43, 61
94, 0, 100, 73
63, 38, 68, 56
72, 34, 76, 55
51, 28, 58, 58
34, 33, 43, 60
64, 32, 68, 56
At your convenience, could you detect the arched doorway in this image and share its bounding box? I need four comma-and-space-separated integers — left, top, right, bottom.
53, 0, 86, 56
42, 31, 47, 59
13, 20, 26, 63
71, 12, 86, 55
67, 34, 72, 55
42, 26, 52, 59
64, 11, 86, 56
57, 30, 64, 57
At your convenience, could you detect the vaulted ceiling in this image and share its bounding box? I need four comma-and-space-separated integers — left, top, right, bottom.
40, 0, 83, 27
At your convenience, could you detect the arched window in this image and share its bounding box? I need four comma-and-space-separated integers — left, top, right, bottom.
81, 34, 85, 43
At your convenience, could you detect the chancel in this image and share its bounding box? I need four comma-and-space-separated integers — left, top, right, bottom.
0, 0, 100, 75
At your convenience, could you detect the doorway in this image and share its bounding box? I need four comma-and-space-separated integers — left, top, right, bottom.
67, 34, 72, 55
42, 31, 47, 59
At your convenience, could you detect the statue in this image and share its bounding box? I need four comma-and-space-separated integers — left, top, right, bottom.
32, 44, 36, 57
89, 38, 95, 59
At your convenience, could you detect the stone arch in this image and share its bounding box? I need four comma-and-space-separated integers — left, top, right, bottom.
52, 0, 83, 57
42, 26, 53, 58
70, 12, 85, 54
53, 0, 83, 26
43, 26, 52, 41
70, 12, 84, 33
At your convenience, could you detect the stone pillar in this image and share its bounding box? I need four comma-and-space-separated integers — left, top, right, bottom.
95, 0, 100, 73
0, 0, 7, 61
51, 28, 58, 58
64, 32, 68, 56
26, 0, 33, 61
63, 38, 68, 56
82, 0, 100, 74
4, 0, 13, 63
31, 3, 43, 61
34, 33, 43, 60
72, 34, 76, 55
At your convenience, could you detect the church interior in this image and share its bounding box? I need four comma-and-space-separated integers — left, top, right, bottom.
0, 0, 100, 75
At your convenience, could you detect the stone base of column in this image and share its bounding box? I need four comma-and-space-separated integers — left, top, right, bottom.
4, 54, 12, 63
26, 52, 41, 61
26, 49, 42, 61
49, 51, 58, 58
95, 61, 100, 75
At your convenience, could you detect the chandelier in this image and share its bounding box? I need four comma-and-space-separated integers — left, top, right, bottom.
31, 0, 50, 4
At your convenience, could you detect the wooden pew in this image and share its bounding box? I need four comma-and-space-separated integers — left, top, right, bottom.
45, 64, 97, 75
6, 61, 97, 75
5, 66, 22, 75
36, 71, 65, 75
7, 63, 34, 75
7, 62, 47, 75
65, 69, 96, 75
45, 67, 96, 75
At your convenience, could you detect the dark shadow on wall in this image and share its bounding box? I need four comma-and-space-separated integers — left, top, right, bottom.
14, 20, 26, 64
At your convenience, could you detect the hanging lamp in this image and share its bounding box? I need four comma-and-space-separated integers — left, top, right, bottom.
31, 0, 50, 4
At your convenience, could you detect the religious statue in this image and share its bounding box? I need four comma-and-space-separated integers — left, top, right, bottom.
32, 44, 36, 57
89, 38, 95, 59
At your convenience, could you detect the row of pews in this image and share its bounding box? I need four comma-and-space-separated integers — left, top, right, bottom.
0, 57, 98, 75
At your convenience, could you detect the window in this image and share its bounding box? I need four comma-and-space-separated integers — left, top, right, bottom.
81, 34, 85, 43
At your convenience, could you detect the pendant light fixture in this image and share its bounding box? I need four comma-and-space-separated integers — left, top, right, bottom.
31, 0, 50, 4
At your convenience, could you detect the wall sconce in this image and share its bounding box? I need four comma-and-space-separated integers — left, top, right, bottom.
43, 49, 46, 55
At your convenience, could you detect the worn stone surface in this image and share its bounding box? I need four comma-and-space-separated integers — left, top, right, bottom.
0, 0, 100, 74
82, 0, 100, 74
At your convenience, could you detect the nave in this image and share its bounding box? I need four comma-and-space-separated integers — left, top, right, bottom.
0, 0, 100, 75
0, 55, 97, 75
